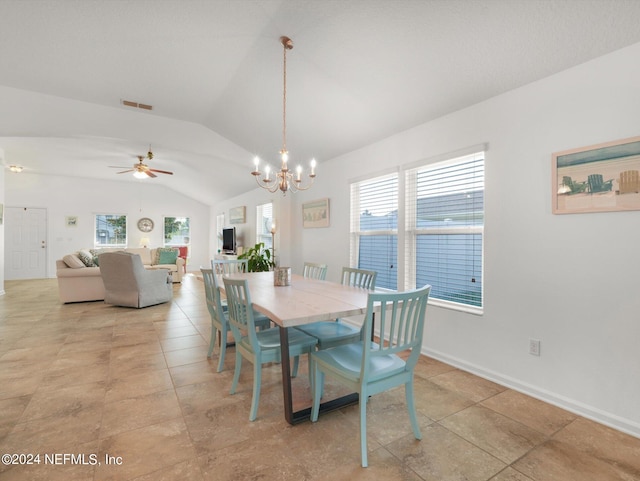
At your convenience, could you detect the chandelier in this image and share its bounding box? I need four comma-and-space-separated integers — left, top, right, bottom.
251, 36, 316, 194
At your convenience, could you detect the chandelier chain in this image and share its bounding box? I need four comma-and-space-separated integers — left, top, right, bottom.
282, 41, 287, 154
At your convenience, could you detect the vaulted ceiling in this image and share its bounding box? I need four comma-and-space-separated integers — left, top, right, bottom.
2, 0, 640, 205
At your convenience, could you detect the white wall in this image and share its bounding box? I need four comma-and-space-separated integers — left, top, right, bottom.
211, 188, 293, 268
282, 42, 640, 437
5, 173, 210, 276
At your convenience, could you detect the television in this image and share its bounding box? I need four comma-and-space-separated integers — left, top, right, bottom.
222, 227, 236, 254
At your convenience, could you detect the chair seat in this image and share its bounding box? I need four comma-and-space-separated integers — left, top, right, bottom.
313, 341, 406, 382
296, 320, 361, 349
238, 327, 318, 354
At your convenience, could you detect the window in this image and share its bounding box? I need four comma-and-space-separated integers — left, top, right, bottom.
350, 173, 398, 289
349, 148, 485, 311
164, 217, 190, 247
406, 151, 484, 309
216, 213, 225, 252
256, 203, 273, 249
95, 214, 127, 247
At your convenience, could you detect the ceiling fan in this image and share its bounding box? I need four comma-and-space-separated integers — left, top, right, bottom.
110, 149, 174, 179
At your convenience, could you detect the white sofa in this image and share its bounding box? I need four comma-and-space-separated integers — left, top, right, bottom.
56, 247, 185, 303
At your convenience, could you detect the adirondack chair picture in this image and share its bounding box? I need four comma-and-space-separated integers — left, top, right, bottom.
587, 174, 614, 194
561, 175, 587, 194
552, 135, 640, 214
618, 170, 640, 194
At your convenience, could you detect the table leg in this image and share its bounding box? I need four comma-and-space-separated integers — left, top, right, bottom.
278, 326, 359, 425
278, 326, 294, 423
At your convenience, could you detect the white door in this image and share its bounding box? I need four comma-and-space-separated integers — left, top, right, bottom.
5, 207, 48, 280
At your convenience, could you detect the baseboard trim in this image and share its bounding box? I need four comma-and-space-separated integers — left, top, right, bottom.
423, 347, 640, 440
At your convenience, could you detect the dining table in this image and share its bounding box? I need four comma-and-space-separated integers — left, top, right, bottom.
217, 270, 374, 425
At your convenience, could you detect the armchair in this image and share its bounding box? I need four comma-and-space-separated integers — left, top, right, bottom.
99, 252, 173, 308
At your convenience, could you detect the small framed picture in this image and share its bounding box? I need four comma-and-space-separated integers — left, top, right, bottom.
302, 198, 330, 228
229, 206, 246, 224
65, 216, 78, 227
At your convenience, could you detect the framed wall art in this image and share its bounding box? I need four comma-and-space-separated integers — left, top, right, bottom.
302, 198, 330, 228
552, 136, 640, 214
229, 206, 246, 224
65, 216, 78, 227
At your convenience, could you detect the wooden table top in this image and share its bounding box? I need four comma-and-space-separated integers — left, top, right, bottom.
218, 271, 372, 328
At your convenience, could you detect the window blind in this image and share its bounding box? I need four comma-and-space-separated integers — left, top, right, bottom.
350, 173, 398, 289
405, 152, 484, 308
256, 202, 273, 249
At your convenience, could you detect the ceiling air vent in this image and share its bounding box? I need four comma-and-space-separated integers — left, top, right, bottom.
121, 99, 153, 111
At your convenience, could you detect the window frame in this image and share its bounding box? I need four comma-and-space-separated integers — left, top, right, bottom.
94, 213, 127, 248
405, 152, 485, 313
349, 146, 486, 314
163, 216, 191, 248
256, 202, 273, 250
349, 171, 399, 290
216, 213, 225, 253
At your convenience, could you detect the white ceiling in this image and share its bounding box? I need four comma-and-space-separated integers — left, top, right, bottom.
2, 0, 640, 205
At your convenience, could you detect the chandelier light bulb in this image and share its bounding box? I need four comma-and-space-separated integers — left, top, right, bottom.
254, 156, 260, 168
265, 164, 271, 181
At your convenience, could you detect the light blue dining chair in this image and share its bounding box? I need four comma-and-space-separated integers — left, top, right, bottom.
201, 267, 270, 372
310, 285, 431, 467
213, 258, 249, 274
340, 267, 377, 289
223, 277, 318, 421
295, 267, 377, 350
302, 262, 327, 280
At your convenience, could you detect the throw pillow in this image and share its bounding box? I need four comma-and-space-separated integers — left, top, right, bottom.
89, 249, 101, 266
158, 249, 178, 265
155, 247, 178, 264
77, 249, 96, 267
63, 254, 85, 269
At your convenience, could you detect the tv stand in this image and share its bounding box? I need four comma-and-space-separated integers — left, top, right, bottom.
215, 253, 238, 260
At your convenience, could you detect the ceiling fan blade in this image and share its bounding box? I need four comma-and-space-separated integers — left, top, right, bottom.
116, 169, 134, 174
109, 165, 132, 169
146, 171, 157, 178
149, 169, 174, 175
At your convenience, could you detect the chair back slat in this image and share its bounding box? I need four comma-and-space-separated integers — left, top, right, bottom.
361, 285, 431, 377
213, 258, 248, 275
303, 262, 328, 280
223, 277, 260, 351
341, 267, 377, 289
200, 268, 224, 324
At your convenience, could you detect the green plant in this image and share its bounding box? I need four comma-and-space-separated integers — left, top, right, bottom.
238, 242, 275, 272
164, 217, 183, 242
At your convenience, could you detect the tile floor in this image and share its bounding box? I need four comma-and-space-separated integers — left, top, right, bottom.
1, 276, 639, 481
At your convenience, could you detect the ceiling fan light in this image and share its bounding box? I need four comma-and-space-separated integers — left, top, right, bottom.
8, 165, 23, 173
133, 171, 148, 179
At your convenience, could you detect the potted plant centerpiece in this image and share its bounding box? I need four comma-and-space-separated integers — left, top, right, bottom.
238, 242, 275, 272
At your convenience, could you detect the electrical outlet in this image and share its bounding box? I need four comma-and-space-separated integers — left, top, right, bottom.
529, 339, 541, 356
